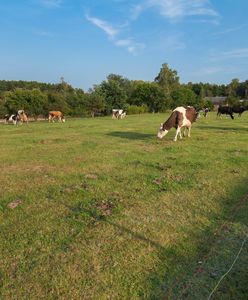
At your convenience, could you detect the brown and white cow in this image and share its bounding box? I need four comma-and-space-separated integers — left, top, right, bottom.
48, 111, 65, 123
157, 106, 198, 141
17, 110, 28, 124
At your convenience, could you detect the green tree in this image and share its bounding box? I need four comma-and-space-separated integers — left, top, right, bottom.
226, 96, 239, 106
154, 63, 180, 94
227, 78, 239, 97
130, 81, 168, 112
95, 74, 130, 113
4, 88, 48, 118
171, 87, 197, 108
46, 92, 70, 114
0, 98, 8, 117
84, 92, 105, 117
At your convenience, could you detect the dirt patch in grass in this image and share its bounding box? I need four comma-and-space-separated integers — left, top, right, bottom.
8, 199, 22, 209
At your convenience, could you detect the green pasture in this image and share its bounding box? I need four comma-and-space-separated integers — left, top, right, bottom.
0, 112, 248, 299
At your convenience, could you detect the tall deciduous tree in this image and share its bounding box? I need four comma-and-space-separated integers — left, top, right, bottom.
95, 74, 130, 113
154, 63, 180, 94
227, 78, 239, 97
171, 87, 197, 108
84, 92, 105, 117
130, 81, 169, 112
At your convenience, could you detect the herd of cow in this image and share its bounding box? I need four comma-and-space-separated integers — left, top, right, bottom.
4, 110, 65, 125
157, 104, 247, 141
2, 105, 247, 142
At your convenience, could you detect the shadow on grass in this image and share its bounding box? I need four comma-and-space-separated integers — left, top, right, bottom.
63, 178, 248, 299
107, 131, 155, 140
84, 181, 248, 300
198, 125, 248, 132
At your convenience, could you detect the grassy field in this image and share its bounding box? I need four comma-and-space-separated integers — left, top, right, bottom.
0, 112, 248, 300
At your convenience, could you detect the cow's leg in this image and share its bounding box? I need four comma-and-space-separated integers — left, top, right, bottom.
179, 129, 183, 139
188, 126, 191, 137
174, 127, 181, 141
183, 127, 188, 137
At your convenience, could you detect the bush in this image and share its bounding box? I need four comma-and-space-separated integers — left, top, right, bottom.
127, 105, 148, 115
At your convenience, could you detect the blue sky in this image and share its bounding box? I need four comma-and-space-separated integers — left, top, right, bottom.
0, 0, 248, 91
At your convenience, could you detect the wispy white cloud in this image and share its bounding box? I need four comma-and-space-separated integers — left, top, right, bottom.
86, 15, 119, 39
213, 24, 247, 37
201, 66, 222, 74
38, 0, 62, 8
115, 39, 145, 54
210, 48, 248, 62
86, 15, 145, 55
130, 4, 145, 20
131, 0, 219, 21
222, 48, 248, 59
162, 35, 185, 51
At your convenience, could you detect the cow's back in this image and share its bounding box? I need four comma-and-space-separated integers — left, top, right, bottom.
185, 106, 198, 123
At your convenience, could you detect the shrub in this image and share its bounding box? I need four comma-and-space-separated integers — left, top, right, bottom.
127, 105, 148, 115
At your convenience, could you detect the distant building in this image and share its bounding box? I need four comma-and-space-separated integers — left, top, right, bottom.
204, 96, 227, 106
205, 97, 248, 109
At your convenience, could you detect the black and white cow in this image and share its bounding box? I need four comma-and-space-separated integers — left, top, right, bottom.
217, 106, 234, 119
112, 109, 126, 119
203, 108, 210, 117
4, 114, 19, 125
157, 106, 198, 141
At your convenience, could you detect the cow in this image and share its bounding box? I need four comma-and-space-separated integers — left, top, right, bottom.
232, 106, 247, 117
4, 114, 18, 125
120, 111, 126, 119
203, 108, 210, 118
17, 110, 28, 124
48, 111, 65, 123
112, 109, 126, 119
217, 106, 234, 119
157, 106, 198, 142
4, 110, 28, 125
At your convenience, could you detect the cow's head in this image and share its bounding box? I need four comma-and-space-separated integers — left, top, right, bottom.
61, 116, 65, 123
157, 123, 168, 139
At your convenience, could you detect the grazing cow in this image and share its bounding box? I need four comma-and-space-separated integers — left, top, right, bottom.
217, 106, 234, 119
48, 111, 65, 122
4, 114, 18, 125
120, 111, 126, 119
196, 109, 204, 118
112, 109, 126, 119
157, 106, 198, 142
203, 108, 210, 118
17, 110, 28, 124
4, 110, 28, 125
232, 106, 247, 117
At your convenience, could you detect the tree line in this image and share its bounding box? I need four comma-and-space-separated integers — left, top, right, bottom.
1, 64, 248, 118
